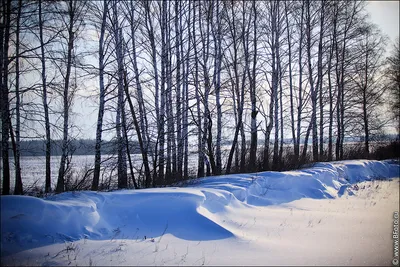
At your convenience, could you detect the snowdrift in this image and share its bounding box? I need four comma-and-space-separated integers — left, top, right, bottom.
197, 159, 399, 205
1, 159, 399, 257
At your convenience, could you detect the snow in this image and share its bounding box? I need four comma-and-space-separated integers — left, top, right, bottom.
1, 159, 399, 266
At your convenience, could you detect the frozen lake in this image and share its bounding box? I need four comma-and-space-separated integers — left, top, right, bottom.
5, 154, 114, 191
2, 145, 238, 192
3, 151, 206, 192
4, 154, 164, 192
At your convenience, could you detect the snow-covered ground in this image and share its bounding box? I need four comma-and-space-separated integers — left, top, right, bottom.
1, 159, 399, 266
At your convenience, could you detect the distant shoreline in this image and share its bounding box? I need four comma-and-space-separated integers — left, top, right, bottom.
6, 136, 398, 157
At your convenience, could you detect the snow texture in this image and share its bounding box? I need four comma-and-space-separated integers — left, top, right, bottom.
1, 159, 399, 266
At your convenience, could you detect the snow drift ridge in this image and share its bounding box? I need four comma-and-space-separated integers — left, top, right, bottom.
195, 159, 399, 206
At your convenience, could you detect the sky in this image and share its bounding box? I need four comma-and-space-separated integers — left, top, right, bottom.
73, 1, 400, 140
366, 1, 399, 46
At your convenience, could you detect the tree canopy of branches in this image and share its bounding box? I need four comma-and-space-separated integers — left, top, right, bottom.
385, 38, 400, 122
0, 0, 397, 194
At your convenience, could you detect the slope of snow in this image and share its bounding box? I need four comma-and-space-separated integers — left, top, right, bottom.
1, 159, 399, 266
193, 159, 399, 205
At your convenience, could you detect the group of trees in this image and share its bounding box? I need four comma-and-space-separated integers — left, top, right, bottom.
1, 0, 399, 195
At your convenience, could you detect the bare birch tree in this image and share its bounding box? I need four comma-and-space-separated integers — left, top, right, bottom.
55, 0, 87, 193
92, 0, 108, 191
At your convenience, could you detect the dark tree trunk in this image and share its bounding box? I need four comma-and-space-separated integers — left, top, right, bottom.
1, 0, 11, 195
249, 0, 258, 173
92, 0, 107, 191
56, 0, 76, 193
13, 0, 23, 195
38, 0, 52, 193
123, 71, 151, 188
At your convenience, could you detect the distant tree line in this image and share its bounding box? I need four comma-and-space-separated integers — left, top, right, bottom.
5, 133, 398, 158
1, 0, 399, 195
6, 134, 398, 158
6, 139, 140, 157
